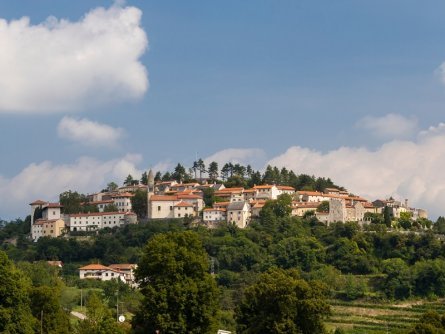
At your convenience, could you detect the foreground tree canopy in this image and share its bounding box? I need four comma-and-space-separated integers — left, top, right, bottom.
0, 251, 36, 333
132, 231, 219, 334
235, 267, 330, 334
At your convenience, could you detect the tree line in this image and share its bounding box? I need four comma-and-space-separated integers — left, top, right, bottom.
117, 160, 342, 192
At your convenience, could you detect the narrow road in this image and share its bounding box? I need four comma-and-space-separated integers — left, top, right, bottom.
71, 311, 87, 320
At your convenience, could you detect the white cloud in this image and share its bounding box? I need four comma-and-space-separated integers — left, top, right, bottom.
204, 148, 266, 168
57, 116, 124, 148
268, 126, 445, 218
151, 161, 174, 174
356, 114, 418, 139
0, 2, 148, 113
0, 154, 144, 219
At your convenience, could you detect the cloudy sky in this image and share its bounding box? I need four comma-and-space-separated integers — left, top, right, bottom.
2, 0, 445, 219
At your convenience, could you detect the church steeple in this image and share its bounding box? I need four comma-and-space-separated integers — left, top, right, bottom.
147, 169, 155, 219
147, 169, 154, 193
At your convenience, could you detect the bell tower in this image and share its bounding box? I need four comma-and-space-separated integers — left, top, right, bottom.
147, 169, 155, 218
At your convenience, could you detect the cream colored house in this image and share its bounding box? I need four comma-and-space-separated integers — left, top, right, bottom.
250, 200, 266, 217
148, 194, 204, 219
31, 218, 65, 241
227, 201, 251, 228
214, 188, 244, 202
173, 201, 195, 218
296, 191, 330, 203
291, 202, 319, 217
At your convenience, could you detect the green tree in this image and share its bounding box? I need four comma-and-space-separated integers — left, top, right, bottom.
380, 258, 412, 300
133, 231, 219, 334
123, 174, 134, 186
76, 291, 125, 334
235, 267, 330, 334
384, 206, 392, 227
271, 236, 325, 271
221, 163, 233, 180
261, 194, 293, 219
413, 259, 445, 297
202, 187, 216, 207
197, 158, 206, 180
29, 286, 71, 333
131, 189, 148, 219
364, 212, 384, 224
103, 203, 119, 212
140, 172, 148, 185
0, 251, 37, 333
407, 311, 445, 334
208, 161, 219, 181
316, 201, 329, 213
434, 216, 445, 234
60, 190, 85, 214
107, 182, 118, 192
172, 163, 187, 183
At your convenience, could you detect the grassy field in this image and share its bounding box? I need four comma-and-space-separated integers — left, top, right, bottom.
326, 299, 445, 333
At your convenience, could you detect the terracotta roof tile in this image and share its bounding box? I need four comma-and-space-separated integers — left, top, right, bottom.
174, 201, 194, 207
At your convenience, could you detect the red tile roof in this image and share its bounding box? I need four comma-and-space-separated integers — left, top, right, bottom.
69, 212, 125, 217
253, 185, 274, 189
79, 264, 110, 270
277, 186, 295, 191
174, 201, 194, 207
109, 264, 137, 270
150, 195, 178, 201
112, 192, 134, 198
30, 200, 47, 205
46, 203, 63, 208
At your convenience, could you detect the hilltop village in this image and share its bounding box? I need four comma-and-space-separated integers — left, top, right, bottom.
29, 168, 427, 242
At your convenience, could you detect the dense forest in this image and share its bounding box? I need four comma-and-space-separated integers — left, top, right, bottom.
2, 197, 445, 332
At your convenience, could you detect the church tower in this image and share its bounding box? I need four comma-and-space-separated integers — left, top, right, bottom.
147, 169, 155, 219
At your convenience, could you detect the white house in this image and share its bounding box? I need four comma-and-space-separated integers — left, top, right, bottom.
79, 264, 126, 283
253, 185, 281, 200
203, 208, 227, 227
67, 212, 135, 232
108, 264, 138, 285
111, 192, 134, 212
89, 200, 114, 212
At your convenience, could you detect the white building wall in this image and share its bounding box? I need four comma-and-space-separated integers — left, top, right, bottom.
68, 213, 125, 231
149, 200, 176, 219
43, 207, 61, 220
113, 197, 132, 212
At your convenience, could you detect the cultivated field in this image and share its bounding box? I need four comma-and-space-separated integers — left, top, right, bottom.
326, 299, 445, 333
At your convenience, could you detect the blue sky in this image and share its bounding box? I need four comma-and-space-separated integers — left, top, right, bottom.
2, 1, 445, 218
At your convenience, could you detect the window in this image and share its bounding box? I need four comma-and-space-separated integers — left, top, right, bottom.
178, 214, 181, 217
158, 206, 161, 211
170, 206, 173, 210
